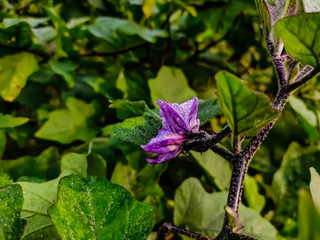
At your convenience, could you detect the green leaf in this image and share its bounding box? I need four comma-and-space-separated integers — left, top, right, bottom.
0, 113, 29, 128
87, 151, 107, 179
35, 97, 99, 144
0, 130, 6, 159
190, 150, 232, 190
18, 153, 87, 238
6, 124, 33, 148
112, 108, 161, 146
0, 184, 26, 240
199, 1, 253, 42
174, 178, 279, 239
0, 173, 12, 187
111, 154, 165, 201
0, 52, 39, 102
48, 59, 76, 88
22, 215, 59, 240
149, 66, 197, 104
44, 6, 74, 57
254, 0, 271, 34
216, 71, 280, 136
18, 153, 87, 216
0, 147, 60, 181
110, 99, 147, 120
89, 16, 167, 45
82, 75, 121, 100
289, 96, 318, 141
142, 0, 156, 18
0, 22, 34, 48
197, 99, 221, 125
310, 167, 320, 212
243, 175, 266, 213
297, 189, 320, 240
275, 13, 320, 68
88, 0, 106, 10
272, 142, 320, 223
48, 175, 155, 240
2, 17, 49, 28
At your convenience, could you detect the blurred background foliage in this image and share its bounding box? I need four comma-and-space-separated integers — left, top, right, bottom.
0, 0, 320, 239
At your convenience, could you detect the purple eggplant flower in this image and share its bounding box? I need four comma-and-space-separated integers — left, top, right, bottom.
141, 97, 200, 164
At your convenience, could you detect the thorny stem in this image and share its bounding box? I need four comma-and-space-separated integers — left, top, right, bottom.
157, 223, 211, 240
287, 66, 319, 92
159, 59, 319, 240
158, 14, 320, 240
210, 145, 235, 164
210, 125, 232, 143
214, 40, 320, 240
157, 223, 258, 240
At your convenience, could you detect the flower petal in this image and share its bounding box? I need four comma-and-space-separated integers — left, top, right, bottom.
146, 149, 181, 164
141, 130, 184, 154
179, 97, 199, 132
157, 100, 190, 133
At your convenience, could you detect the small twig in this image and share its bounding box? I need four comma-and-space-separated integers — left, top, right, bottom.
232, 136, 241, 155
157, 223, 211, 240
210, 145, 235, 164
228, 233, 258, 240
287, 60, 298, 81
286, 66, 319, 92
208, 125, 232, 146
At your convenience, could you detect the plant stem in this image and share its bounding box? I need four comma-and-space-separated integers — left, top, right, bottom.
209, 125, 232, 146
210, 145, 235, 164
286, 66, 319, 92
157, 223, 211, 240
228, 233, 257, 240
214, 36, 320, 240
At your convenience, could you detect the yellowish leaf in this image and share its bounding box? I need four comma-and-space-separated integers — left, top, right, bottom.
142, 0, 156, 19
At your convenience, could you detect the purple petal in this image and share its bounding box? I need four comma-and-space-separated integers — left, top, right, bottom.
168, 97, 200, 132
157, 100, 189, 134
141, 130, 184, 154
179, 97, 200, 132
146, 149, 181, 164
157, 97, 200, 133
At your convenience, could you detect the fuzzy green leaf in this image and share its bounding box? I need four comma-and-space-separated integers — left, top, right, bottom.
112, 108, 161, 146
0, 184, 26, 240
48, 175, 155, 240
275, 13, 320, 68
197, 99, 221, 125
18, 153, 87, 238
216, 71, 280, 137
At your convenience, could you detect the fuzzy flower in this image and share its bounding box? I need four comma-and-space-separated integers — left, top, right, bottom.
141, 97, 200, 164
